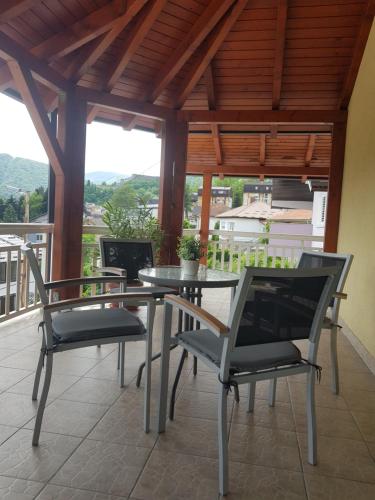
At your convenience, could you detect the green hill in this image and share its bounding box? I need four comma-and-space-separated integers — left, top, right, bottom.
0, 154, 48, 198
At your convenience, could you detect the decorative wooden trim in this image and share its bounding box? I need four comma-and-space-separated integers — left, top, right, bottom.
180, 109, 347, 124
32, 0, 148, 60
305, 134, 317, 166
0, 32, 70, 91
0, 0, 38, 24
105, 0, 166, 91
338, 0, 375, 109
186, 164, 329, 177
76, 86, 174, 120
259, 133, 266, 166
174, 0, 247, 109
164, 294, 229, 336
324, 122, 347, 252
7, 61, 65, 176
200, 173, 212, 265
148, 0, 235, 102
272, 0, 288, 109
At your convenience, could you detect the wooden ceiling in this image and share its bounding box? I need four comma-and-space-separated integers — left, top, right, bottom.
0, 0, 374, 177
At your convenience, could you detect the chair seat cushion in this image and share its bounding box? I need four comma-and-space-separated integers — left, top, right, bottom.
52, 308, 146, 343
177, 329, 301, 373
110, 286, 177, 299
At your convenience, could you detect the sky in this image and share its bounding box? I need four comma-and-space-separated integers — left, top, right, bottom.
0, 93, 162, 176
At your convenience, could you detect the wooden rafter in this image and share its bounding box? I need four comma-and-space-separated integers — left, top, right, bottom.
7, 60, 65, 177
180, 109, 347, 124
338, 0, 375, 109
0, 32, 69, 92
305, 134, 317, 166
259, 134, 266, 166
205, 65, 216, 110
186, 165, 329, 177
204, 64, 223, 166
272, 0, 288, 109
0, 0, 38, 24
211, 124, 223, 165
270, 125, 278, 139
147, 0, 235, 103
32, 0, 148, 61
0, 64, 13, 91
122, 113, 138, 131
174, 0, 247, 109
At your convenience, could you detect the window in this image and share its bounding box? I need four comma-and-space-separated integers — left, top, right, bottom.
321, 195, 327, 223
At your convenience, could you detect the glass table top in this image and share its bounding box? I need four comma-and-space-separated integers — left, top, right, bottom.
138, 266, 239, 288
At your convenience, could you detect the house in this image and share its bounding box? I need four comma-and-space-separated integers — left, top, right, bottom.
268, 209, 315, 258
197, 187, 232, 208
243, 183, 272, 206
308, 180, 329, 246
271, 178, 313, 210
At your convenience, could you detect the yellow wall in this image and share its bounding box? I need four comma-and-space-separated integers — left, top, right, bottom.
338, 21, 375, 358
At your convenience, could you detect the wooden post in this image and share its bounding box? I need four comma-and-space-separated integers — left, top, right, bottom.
200, 173, 212, 264
324, 121, 347, 252
52, 89, 87, 293
159, 116, 188, 264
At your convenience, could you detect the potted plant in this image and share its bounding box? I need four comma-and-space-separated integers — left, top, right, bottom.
177, 235, 206, 275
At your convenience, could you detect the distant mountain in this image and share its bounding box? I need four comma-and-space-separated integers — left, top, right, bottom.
86, 171, 130, 184
0, 154, 48, 198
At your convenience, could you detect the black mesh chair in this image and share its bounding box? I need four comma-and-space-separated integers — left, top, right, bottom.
160, 266, 339, 495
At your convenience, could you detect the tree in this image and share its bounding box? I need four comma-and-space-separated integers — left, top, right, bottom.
2, 204, 18, 222
110, 183, 137, 209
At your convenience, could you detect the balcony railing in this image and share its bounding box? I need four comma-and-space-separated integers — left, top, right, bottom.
0, 223, 324, 322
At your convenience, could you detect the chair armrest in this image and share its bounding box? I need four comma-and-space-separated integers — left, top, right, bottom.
164, 294, 229, 337
44, 292, 155, 313
97, 266, 126, 277
333, 291, 347, 300
44, 276, 126, 289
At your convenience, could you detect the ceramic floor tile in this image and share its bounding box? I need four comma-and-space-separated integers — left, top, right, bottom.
298, 433, 375, 483
351, 410, 375, 442
0, 366, 32, 392
0, 475, 44, 499
36, 484, 127, 499
83, 357, 138, 384
131, 449, 219, 500
0, 429, 81, 482
304, 473, 375, 500
229, 424, 302, 472
155, 416, 221, 458
8, 372, 80, 401
288, 381, 347, 410
0, 393, 38, 427
238, 379, 291, 403
0, 424, 18, 445
225, 462, 307, 499
0, 350, 41, 371
342, 388, 375, 412
232, 399, 296, 432
341, 371, 375, 392
175, 390, 233, 421
51, 439, 150, 497
293, 404, 362, 440
50, 354, 100, 377
59, 377, 124, 406
0, 348, 17, 361
24, 399, 109, 437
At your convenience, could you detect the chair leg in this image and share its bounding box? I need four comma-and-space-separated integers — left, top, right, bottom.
268, 378, 277, 407
32, 348, 45, 401
32, 352, 53, 446
144, 303, 155, 433
234, 384, 240, 403
120, 342, 125, 387
117, 342, 121, 370
193, 356, 197, 376
330, 326, 340, 395
247, 382, 256, 413
306, 368, 317, 465
169, 350, 187, 421
218, 384, 229, 496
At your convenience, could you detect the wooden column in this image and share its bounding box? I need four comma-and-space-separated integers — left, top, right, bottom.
324, 121, 347, 252
199, 173, 212, 264
159, 116, 188, 264
52, 89, 87, 290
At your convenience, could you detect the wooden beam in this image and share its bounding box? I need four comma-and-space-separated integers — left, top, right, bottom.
199, 173, 212, 265
270, 125, 278, 138
186, 164, 329, 177
122, 113, 138, 131
105, 0, 166, 91
174, 0, 247, 109
305, 134, 317, 166
339, 0, 375, 109
211, 124, 223, 165
259, 133, 266, 166
86, 105, 98, 124
159, 118, 188, 264
0, 64, 12, 91
76, 86, 174, 120
147, 0, 235, 103
0, 0, 39, 24
32, 0, 148, 60
0, 32, 70, 91
324, 122, 347, 252
180, 109, 347, 124
205, 64, 216, 110
7, 60, 65, 177
272, 0, 288, 109
53, 91, 87, 293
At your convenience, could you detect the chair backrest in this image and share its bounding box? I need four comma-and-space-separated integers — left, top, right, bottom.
100, 238, 154, 282
21, 242, 49, 305
226, 266, 339, 355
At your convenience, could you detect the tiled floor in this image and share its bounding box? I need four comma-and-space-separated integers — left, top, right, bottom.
0, 289, 374, 499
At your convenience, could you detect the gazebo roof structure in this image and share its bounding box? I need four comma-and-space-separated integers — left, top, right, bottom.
0, 0, 374, 272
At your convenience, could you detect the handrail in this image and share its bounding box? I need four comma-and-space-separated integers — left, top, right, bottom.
0, 223, 53, 235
